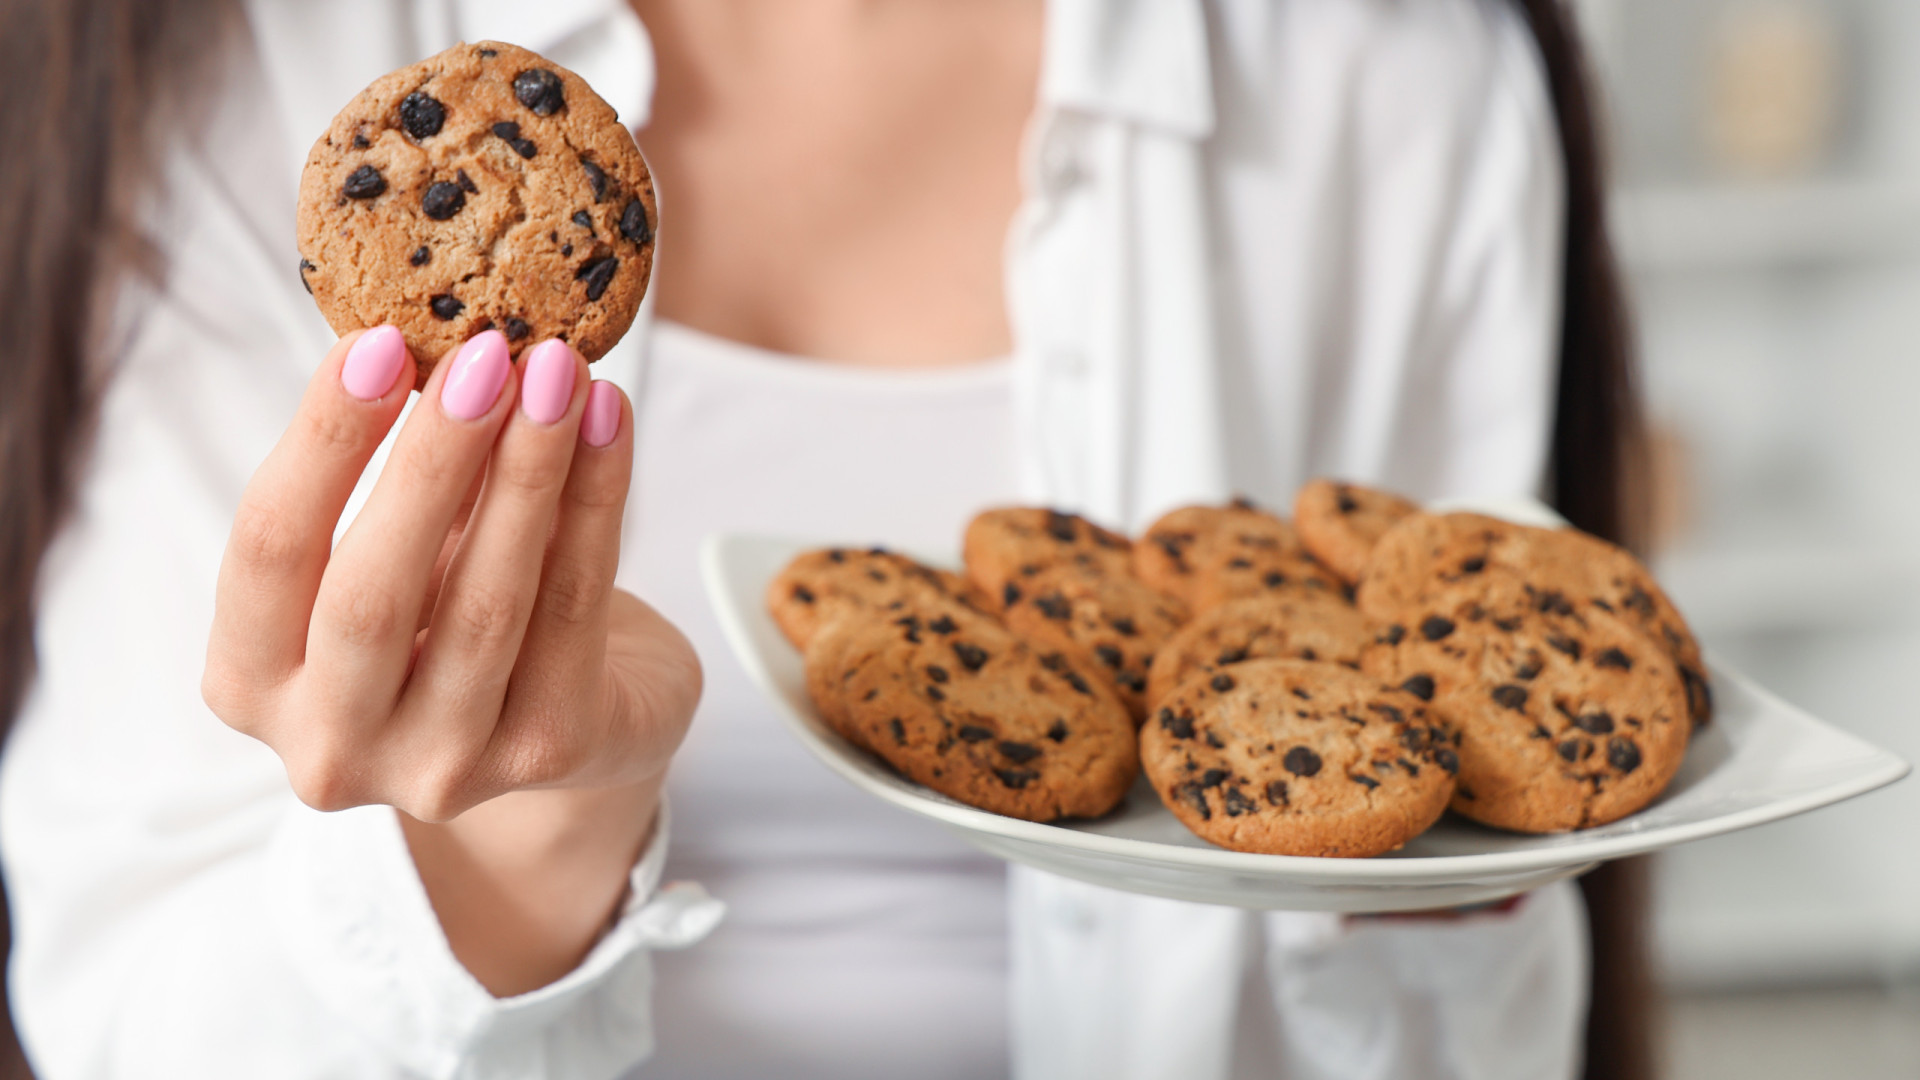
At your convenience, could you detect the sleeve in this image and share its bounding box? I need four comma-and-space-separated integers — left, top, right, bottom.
0, 18, 719, 1080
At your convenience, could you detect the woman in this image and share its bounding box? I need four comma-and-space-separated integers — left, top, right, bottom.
0, 0, 1650, 1077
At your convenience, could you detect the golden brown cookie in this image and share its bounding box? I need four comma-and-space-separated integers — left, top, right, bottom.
804, 602, 1137, 821
1141, 659, 1457, 856
994, 565, 1189, 723
1293, 479, 1419, 584
1134, 501, 1343, 612
1359, 598, 1692, 833
767, 548, 980, 652
297, 41, 654, 382
961, 508, 1133, 605
1358, 512, 1711, 726
1146, 592, 1378, 709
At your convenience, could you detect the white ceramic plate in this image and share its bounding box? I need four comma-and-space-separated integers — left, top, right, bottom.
700, 523, 1910, 912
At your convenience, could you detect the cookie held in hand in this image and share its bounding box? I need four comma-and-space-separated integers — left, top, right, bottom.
1141, 659, 1457, 857
297, 41, 655, 383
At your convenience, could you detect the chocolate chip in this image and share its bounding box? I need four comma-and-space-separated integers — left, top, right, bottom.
995, 768, 1038, 790
925, 685, 944, 701
1180, 782, 1212, 820
1263, 571, 1287, 588
1093, 644, 1124, 669
1204, 730, 1225, 749
1350, 773, 1380, 789
1460, 556, 1486, 574
1283, 746, 1322, 777
1223, 785, 1258, 816
572, 209, 594, 232
351, 132, 369, 149
1434, 748, 1459, 774
1515, 654, 1543, 680
503, 317, 531, 341
456, 169, 478, 194
1047, 719, 1069, 742
1045, 510, 1077, 542
958, 725, 993, 743
421, 180, 466, 220
1226, 557, 1253, 570
889, 718, 906, 745
479, 47, 498, 57
1116, 671, 1145, 692
1061, 670, 1091, 695
620, 199, 652, 245
1624, 586, 1655, 616
1573, 711, 1615, 735
576, 256, 618, 301
1397, 757, 1421, 777
408, 246, 431, 267
1109, 616, 1137, 637
1494, 616, 1523, 632
1159, 708, 1194, 740
1210, 674, 1235, 693
489, 120, 537, 158
583, 160, 608, 202
1002, 583, 1022, 606
1491, 684, 1529, 711
1594, 647, 1633, 671
513, 68, 566, 115
999, 741, 1042, 764
1608, 737, 1642, 773
1534, 589, 1574, 616
342, 164, 387, 199
1420, 615, 1455, 641
1292, 687, 1313, 701
561, 243, 573, 256
1199, 768, 1230, 788
400, 91, 446, 139
1399, 674, 1435, 701
1033, 593, 1071, 620
791, 584, 815, 604
1381, 624, 1407, 646
894, 615, 921, 643
1558, 738, 1585, 762
1369, 702, 1405, 724
297, 259, 315, 294
429, 294, 464, 320
952, 642, 989, 671
1335, 488, 1358, 513
926, 665, 949, 684
1265, 780, 1290, 806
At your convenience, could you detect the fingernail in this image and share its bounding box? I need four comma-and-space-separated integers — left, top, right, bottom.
341, 326, 407, 401
520, 340, 575, 425
440, 331, 511, 421
581, 381, 622, 447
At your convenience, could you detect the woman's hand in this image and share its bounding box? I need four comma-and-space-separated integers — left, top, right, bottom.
203, 326, 700, 993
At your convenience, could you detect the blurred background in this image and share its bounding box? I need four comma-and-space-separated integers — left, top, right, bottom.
1575, 0, 1920, 1074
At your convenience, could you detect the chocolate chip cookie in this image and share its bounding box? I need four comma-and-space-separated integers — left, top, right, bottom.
1140, 658, 1457, 856
297, 41, 655, 383
993, 565, 1189, 723
1146, 592, 1377, 709
961, 508, 1134, 603
1359, 598, 1692, 833
1134, 501, 1344, 613
804, 601, 1137, 821
1293, 479, 1419, 584
1358, 512, 1711, 726
768, 547, 982, 652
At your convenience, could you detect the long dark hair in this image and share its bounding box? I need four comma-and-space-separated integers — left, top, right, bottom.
0, 1, 1649, 1077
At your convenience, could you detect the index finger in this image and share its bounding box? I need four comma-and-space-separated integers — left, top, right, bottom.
206, 326, 413, 703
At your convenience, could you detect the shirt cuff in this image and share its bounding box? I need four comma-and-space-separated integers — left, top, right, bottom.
268, 796, 724, 1080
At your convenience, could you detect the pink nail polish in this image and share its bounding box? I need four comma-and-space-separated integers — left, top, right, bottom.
341, 326, 407, 401
581, 381, 622, 447
520, 340, 575, 425
440, 331, 511, 421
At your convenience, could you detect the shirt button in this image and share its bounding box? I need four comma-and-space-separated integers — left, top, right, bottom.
1040, 127, 1084, 192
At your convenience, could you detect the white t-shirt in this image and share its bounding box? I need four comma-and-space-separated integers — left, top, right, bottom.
627, 321, 1018, 1077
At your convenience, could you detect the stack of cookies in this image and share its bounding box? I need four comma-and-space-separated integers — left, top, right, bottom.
771, 480, 1706, 856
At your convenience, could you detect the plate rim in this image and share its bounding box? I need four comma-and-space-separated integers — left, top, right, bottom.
700, 531, 1912, 885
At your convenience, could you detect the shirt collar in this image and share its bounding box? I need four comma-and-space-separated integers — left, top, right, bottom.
1039, 0, 1216, 139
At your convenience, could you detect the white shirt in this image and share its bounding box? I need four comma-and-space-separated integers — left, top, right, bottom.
1, 0, 1582, 1077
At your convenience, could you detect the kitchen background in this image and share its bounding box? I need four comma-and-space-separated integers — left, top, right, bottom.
1574, 0, 1920, 1074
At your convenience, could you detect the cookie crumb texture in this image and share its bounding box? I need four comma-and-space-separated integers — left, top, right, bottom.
297, 41, 655, 382
1141, 659, 1456, 857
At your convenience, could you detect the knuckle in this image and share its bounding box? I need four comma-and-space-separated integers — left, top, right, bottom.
491, 451, 567, 497
298, 403, 366, 457
228, 503, 305, 577
449, 584, 523, 650
566, 466, 627, 512
200, 664, 258, 725
322, 582, 402, 648
286, 752, 365, 813
537, 564, 607, 628
400, 770, 484, 824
